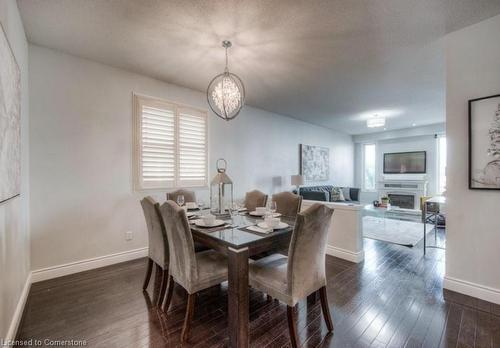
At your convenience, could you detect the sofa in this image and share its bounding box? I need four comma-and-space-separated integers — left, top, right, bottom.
296, 185, 360, 204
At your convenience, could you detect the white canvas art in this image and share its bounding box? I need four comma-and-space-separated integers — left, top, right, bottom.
469, 95, 500, 189
300, 144, 330, 181
0, 24, 21, 203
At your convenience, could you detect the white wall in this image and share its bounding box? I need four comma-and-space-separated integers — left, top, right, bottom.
353, 124, 445, 204
444, 14, 500, 304
0, 0, 30, 339
29, 44, 354, 271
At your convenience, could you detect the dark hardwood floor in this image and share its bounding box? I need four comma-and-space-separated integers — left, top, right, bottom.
17, 229, 500, 347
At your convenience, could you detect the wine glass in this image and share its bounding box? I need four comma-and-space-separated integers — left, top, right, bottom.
270, 201, 277, 216
176, 195, 185, 207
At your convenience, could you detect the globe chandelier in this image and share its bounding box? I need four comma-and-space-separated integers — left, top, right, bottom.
207, 41, 245, 121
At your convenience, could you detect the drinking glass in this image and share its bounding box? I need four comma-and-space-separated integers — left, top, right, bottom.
270, 201, 277, 215
176, 195, 185, 207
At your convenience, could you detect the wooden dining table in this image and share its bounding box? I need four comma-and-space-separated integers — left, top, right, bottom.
189, 212, 295, 348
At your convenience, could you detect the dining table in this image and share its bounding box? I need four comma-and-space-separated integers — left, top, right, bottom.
189, 211, 295, 348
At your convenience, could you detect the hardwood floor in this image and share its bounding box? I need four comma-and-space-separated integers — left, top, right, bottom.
17, 229, 500, 347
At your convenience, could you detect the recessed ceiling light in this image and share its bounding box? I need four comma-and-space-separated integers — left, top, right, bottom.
367, 115, 385, 128
412, 123, 416, 127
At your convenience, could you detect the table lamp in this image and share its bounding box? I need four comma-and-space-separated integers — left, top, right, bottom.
291, 175, 304, 193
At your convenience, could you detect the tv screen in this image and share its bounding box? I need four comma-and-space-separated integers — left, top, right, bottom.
383, 151, 426, 174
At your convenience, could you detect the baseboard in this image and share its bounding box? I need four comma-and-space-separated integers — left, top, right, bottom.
443, 276, 500, 305
31, 247, 148, 283
326, 245, 364, 263
5, 272, 32, 342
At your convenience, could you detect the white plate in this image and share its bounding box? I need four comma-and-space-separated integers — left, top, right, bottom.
249, 211, 281, 217
257, 222, 289, 230
193, 219, 226, 228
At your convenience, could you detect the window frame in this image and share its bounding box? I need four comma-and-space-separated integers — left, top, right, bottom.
362, 143, 377, 192
133, 93, 209, 191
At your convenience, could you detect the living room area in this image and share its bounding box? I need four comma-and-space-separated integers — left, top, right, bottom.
2, 1, 500, 347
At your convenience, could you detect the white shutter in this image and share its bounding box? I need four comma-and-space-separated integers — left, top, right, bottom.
137, 97, 176, 189
177, 107, 208, 187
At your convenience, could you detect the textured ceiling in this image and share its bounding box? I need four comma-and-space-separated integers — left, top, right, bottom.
17, 0, 500, 134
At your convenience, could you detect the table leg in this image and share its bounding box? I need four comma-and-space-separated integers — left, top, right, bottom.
228, 247, 249, 348
423, 202, 427, 255
307, 291, 318, 307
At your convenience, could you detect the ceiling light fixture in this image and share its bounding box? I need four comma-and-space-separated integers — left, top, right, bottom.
207, 41, 245, 121
367, 115, 385, 128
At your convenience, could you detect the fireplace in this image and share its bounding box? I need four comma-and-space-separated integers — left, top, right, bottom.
378, 175, 428, 210
388, 194, 415, 209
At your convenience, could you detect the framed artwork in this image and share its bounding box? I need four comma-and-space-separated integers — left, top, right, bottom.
300, 144, 330, 181
0, 23, 21, 203
469, 94, 500, 190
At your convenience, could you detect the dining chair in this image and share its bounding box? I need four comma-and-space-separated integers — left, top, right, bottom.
166, 189, 196, 203
140, 197, 170, 307
244, 189, 268, 211
159, 200, 228, 342
249, 203, 335, 348
272, 191, 303, 218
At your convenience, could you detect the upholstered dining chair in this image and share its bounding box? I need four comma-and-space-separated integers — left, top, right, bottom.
272, 191, 303, 218
140, 196, 208, 306
140, 197, 170, 307
166, 189, 196, 204
159, 200, 228, 342
244, 190, 268, 211
249, 203, 335, 348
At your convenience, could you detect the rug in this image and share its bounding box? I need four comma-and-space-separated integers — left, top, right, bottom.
362, 216, 435, 247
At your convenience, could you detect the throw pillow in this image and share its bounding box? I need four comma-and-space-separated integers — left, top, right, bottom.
342, 187, 351, 201
330, 187, 346, 201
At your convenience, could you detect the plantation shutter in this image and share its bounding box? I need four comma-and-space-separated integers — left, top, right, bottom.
134, 95, 208, 190
137, 98, 176, 189
177, 107, 208, 187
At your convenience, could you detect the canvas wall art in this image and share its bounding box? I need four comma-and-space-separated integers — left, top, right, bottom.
300, 144, 329, 181
469, 94, 500, 190
0, 24, 21, 203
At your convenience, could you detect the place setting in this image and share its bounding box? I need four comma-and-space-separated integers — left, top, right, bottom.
245, 215, 289, 234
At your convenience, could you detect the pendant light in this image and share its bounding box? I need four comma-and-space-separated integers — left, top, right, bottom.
207, 41, 245, 121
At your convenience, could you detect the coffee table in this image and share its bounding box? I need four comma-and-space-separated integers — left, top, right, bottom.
363, 204, 403, 231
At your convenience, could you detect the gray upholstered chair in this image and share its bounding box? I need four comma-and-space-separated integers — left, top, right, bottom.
166, 189, 196, 204
140, 197, 170, 307
272, 191, 303, 218
244, 190, 268, 211
159, 200, 228, 342
249, 203, 335, 348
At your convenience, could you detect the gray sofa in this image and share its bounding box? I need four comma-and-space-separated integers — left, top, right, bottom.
296, 185, 360, 204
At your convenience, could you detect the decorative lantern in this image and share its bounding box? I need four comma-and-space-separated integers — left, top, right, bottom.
210, 159, 234, 215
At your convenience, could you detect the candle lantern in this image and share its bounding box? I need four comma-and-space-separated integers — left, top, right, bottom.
210, 158, 233, 215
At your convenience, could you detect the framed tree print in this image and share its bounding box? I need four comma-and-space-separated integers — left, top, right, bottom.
469, 94, 500, 190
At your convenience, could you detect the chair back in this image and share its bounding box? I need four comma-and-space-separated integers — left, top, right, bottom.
244, 190, 268, 211
140, 197, 169, 268
167, 189, 196, 203
159, 200, 197, 290
287, 203, 334, 300
272, 192, 303, 217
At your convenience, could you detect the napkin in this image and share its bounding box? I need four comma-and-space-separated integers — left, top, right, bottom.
246, 225, 272, 234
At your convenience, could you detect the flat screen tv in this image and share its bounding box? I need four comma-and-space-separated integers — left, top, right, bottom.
383, 151, 426, 174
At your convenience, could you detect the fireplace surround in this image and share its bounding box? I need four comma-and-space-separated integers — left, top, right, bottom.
378, 174, 428, 210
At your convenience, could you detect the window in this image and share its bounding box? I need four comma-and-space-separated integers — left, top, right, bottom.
437, 135, 447, 194
363, 143, 376, 191
133, 94, 208, 190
